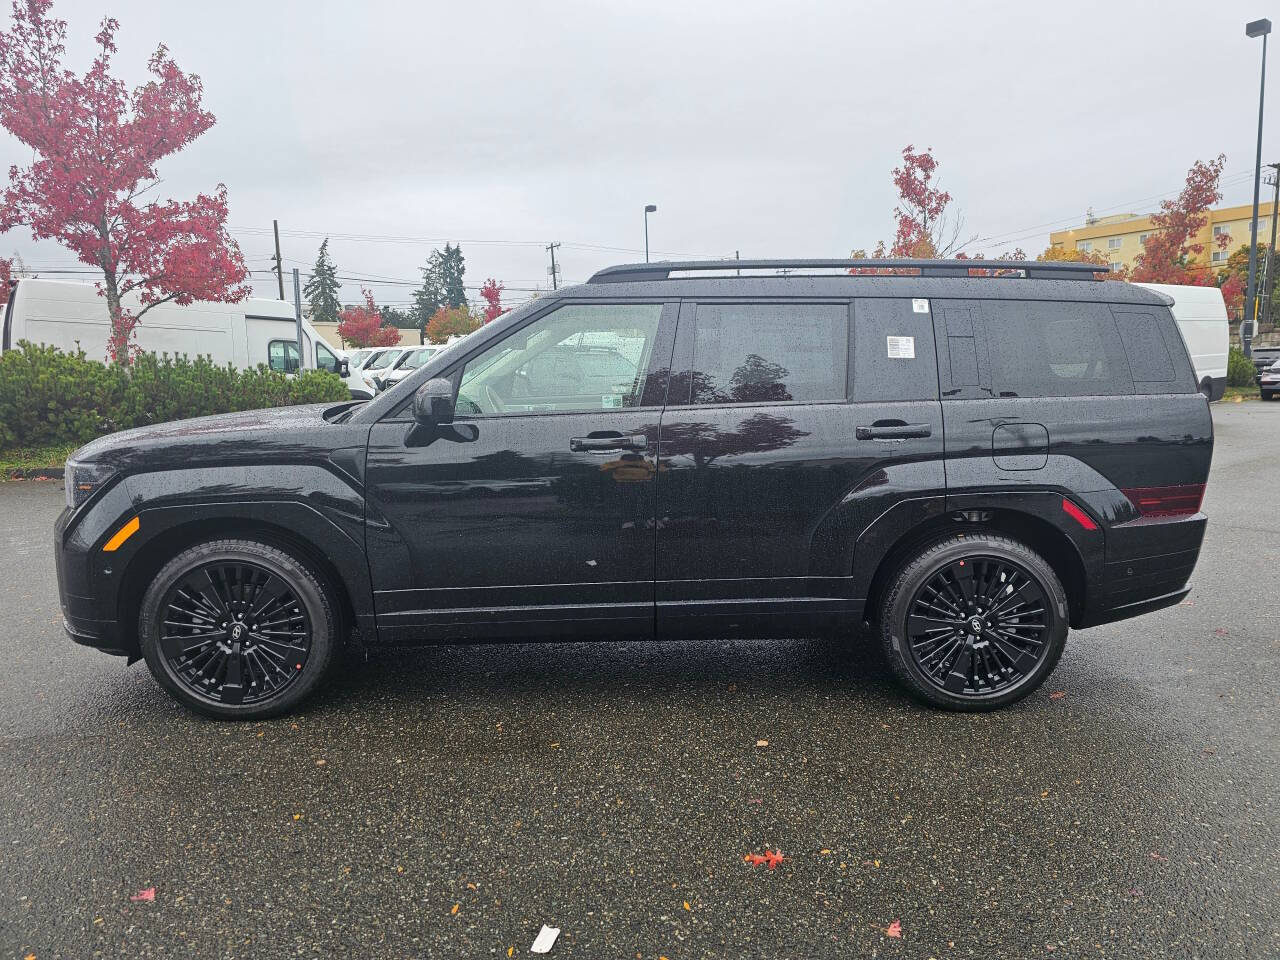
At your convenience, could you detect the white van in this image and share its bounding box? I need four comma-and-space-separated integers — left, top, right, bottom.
2, 278, 373, 400
1134, 282, 1228, 401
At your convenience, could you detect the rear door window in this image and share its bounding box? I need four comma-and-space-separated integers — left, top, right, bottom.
984, 301, 1133, 397
682, 303, 848, 405
1112, 307, 1195, 393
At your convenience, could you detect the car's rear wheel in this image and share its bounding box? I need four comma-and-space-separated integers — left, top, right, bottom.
138, 539, 339, 720
878, 533, 1068, 711
1262, 390, 1276, 401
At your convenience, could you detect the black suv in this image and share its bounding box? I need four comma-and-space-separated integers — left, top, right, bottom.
55, 259, 1213, 718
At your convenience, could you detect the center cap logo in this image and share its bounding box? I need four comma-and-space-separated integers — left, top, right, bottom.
229, 623, 245, 641
967, 616, 984, 635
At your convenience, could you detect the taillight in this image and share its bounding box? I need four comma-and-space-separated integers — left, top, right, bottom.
1121, 484, 1205, 518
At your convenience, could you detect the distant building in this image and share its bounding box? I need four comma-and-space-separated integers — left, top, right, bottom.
1048, 203, 1270, 272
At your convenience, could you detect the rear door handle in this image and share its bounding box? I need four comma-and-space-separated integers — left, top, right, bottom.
570, 434, 648, 452
856, 422, 932, 441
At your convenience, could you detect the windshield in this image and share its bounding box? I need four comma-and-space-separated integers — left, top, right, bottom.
349, 348, 374, 367
397, 347, 437, 370
367, 349, 402, 371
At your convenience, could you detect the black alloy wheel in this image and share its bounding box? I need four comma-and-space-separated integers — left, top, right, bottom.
879, 533, 1069, 711
905, 555, 1050, 696
139, 539, 338, 719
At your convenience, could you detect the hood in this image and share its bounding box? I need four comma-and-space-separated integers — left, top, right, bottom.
70, 403, 361, 474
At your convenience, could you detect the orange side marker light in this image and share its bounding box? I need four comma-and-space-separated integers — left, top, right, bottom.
102, 516, 140, 552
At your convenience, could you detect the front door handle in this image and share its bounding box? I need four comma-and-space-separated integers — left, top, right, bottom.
856, 422, 933, 441
570, 433, 648, 453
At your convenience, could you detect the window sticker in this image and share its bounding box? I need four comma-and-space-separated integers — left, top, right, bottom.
602, 395, 623, 409
912, 298, 930, 313
887, 335, 916, 359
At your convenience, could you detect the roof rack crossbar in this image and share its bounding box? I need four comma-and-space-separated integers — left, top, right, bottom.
587, 259, 1109, 283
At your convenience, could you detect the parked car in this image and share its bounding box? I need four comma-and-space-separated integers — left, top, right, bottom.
1259, 357, 1280, 400
55, 258, 1213, 719
1134, 283, 1228, 400
3, 278, 356, 391
375, 345, 439, 391
362, 346, 408, 391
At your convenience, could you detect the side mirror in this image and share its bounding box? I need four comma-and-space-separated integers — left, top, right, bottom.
340, 358, 350, 378
413, 378, 455, 426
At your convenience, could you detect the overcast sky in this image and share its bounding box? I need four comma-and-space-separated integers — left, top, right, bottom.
0, 0, 1274, 308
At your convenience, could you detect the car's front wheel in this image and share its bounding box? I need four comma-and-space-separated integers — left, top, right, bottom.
878, 533, 1069, 711
138, 539, 340, 720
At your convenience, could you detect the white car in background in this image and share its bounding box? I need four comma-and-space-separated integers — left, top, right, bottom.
376, 345, 439, 391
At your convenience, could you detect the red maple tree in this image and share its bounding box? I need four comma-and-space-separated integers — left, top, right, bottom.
0, 0, 248, 362
336, 288, 400, 348
1131, 155, 1227, 286
479, 278, 506, 323
425, 305, 482, 344
888, 145, 973, 258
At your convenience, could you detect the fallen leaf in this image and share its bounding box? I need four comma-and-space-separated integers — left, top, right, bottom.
129, 887, 155, 902
1040, 790, 1049, 798
315, 759, 326, 766
764, 849, 784, 869
743, 853, 767, 867
450, 903, 459, 915
820, 849, 831, 855
683, 901, 691, 911
755, 739, 769, 748
1128, 888, 1143, 898
1048, 691, 1066, 700
886, 919, 902, 938
1150, 851, 1169, 862
507, 948, 514, 958
292, 813, 302, 821
1214, 627, 1228, 636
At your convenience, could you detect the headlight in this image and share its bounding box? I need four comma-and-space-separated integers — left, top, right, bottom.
64, 459, 116, 510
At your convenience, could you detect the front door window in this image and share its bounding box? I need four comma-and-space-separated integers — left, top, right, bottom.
456, 303, 663, 416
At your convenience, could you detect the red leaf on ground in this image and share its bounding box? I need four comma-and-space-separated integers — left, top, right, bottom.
764, 849, 784, 869
1048, 691, 1066, 700
1150, 851, 1169, 862
743, 853, 766, 867
886, 920, 902, 938
130, 887, 155, 902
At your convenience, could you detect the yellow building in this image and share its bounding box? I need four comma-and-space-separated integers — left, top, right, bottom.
1048, 203, 1271, 271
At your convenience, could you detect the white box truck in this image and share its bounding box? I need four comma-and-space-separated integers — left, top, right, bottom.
2, 278, 376, 399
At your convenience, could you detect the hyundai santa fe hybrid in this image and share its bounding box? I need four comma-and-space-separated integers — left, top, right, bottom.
55, 259, 1213, 719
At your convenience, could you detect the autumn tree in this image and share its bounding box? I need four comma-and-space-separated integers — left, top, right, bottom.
479, 278, 506, 322
1037, 243, 1126, 280
337, 288, 400, 348
887, 145, 974, 258
1217, 242, 1274, 319
425, 305, 482, 344
303, 239, 341, 324
1131, 156, 1227, 285
0, 0, 248, 362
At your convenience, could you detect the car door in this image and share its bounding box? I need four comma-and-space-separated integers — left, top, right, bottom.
655, 297, 945, 636
364, 300, 678, 643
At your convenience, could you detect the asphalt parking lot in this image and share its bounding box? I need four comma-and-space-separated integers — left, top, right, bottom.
1, 402, 1277, 960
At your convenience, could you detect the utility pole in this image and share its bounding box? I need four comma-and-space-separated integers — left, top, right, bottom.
272, 220, 285, 300
735, 250, 740, 276
292, 268, 306, 370
1244, 18, 1272, 357
1264, 163, 1280, 327
546, 241, 561, 290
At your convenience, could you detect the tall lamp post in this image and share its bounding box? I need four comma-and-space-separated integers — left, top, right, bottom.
644, 204, 657, 263
1244, 17, 1271, 358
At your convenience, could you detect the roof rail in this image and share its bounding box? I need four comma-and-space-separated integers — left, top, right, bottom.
587, 258, 1109, 283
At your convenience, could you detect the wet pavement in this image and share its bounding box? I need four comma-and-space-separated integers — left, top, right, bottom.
1, 402, 1276, 959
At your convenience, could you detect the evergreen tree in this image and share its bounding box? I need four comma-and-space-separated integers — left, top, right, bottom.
440, 242, 467, 308
411, 248, 445, 330
303, 239, 342, 324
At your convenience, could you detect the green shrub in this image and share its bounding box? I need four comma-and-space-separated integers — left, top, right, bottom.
1228, 345, 1257, 387
0, 342, 350, 450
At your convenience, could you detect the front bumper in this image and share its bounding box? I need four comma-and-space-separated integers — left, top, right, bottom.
54, 483, 136, 657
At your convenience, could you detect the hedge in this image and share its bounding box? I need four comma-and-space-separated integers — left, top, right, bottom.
0, 341, 351, 450
1227, 345, 1256, 387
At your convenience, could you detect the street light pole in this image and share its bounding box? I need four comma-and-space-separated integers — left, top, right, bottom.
1244, 18, 1272, 358
644, 204, 657, 263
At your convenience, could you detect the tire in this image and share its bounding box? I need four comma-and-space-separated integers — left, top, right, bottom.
878, 532, 1069, 711
138, 538, 340, 720
1263, 390, 1276, 402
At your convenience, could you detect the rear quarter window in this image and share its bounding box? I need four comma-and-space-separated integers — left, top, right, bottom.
984, 301, 1133, 398
1112, 306, 1196, 393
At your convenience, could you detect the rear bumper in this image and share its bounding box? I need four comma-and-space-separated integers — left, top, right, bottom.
1077, 512, 1207, 628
